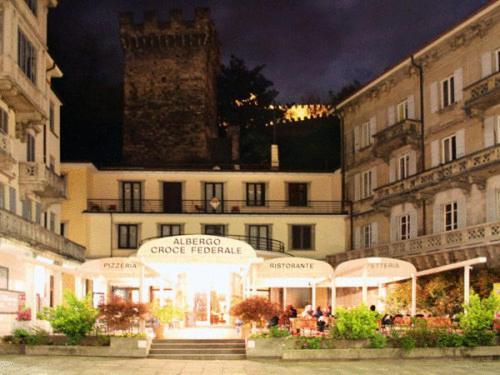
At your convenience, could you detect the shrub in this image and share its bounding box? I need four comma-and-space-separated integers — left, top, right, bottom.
151, 301, 184, 325
38, 292, 98, 345
406, 327, 438, 348
296, 336, 323, 349
99, 296, 149, 332
370, 332, 387, 348
230, 296, 280, 326
399, 335, 416, 352
436, 331, 464, 348
462, 330, 496, 347
331, 305, 378, 340
459, 292, 499, 332
268, 326, 290, 338
11, 328, 31, 344
24, 328, 50, 346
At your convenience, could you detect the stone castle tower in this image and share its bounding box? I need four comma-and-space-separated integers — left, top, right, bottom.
119, 8, 220, 166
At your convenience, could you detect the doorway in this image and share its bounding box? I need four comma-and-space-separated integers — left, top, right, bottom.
163, 182, 182, 213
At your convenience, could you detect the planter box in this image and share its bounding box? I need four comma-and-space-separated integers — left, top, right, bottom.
24, 337, 151, 358
0, 342, 24, 354
246, 337, 287, 358
282, 346, 500, 360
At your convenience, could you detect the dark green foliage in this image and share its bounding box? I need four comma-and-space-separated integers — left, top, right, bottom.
370, 332, 387, 348
462, 330, 496, 347
436, 331, 464, 347
331, 305, 379, 340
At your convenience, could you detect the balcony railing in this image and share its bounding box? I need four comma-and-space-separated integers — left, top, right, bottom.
0, 207, 85, 262
372, 119, 421, 160
464, 70, 500, 113
19, 162, 66, 199
86, 199, 346, 215
374, 144, 500, 206
141, 234, 285, 253
327, 221, 500, 267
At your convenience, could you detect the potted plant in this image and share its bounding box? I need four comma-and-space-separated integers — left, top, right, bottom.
151, 301, 184, 340
230, 296, 280, 335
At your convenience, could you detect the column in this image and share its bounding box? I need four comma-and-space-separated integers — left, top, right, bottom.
411, 274, 417, 317
331, 278, 336, 315
311, 282, 316, 309
464, 266, 471, 306
362, 265, 368, 305
159, 279, 165, 307
139, 265, 146, 303
283, 287, 287, 307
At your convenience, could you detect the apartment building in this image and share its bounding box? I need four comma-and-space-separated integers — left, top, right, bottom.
328, 1, 500, 270
0, 0, 85, 335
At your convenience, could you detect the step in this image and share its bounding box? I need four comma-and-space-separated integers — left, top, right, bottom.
150, 343, 246, 349
148, 353, 247, 360
153, 339, 244, 344
150, 348, 246, 355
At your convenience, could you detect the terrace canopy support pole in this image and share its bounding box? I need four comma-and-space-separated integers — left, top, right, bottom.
283, 287, 287, 307
159, 279, 165, 307
312, 281, 317, 308
331, 278, 336, 315
139, 265, 146, 333
377, 283, 383, 312
362, 265, 368, 305
251, 266, 257, 296
464, 266, 471, 306
411, 274, 417, 317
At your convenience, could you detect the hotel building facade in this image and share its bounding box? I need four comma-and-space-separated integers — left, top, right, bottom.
0, 0, 85, 335
328, 2, 500, 272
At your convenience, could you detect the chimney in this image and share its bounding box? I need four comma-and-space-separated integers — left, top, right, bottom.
271, 144, 279, 170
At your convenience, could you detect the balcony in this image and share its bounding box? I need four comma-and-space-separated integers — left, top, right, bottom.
327, 221, 500, 270
0, 132, 16, 171
0, 55, 47, 136
86, 199, 345, 215
19, 162, 66, 201
372, 119, 421, 161
141, 234, 285, 253
373, 144, 500, 208
0, 207, 85, 262
464, 70, 500, 115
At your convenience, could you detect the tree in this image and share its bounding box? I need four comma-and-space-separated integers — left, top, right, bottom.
329, 80, 362, 106
230, 296, 280, 327
217, 55, 283, 164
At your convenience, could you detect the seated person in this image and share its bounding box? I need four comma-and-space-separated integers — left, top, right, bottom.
313, 306, 323, 319
301, 305, 314, 318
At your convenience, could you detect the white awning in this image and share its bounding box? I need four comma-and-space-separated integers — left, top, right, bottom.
78, 257, 157, 278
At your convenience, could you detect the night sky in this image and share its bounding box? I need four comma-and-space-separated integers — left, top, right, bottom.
47, 0, 489, 162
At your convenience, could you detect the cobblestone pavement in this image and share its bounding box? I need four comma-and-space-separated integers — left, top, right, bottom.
0, 356, 498, 375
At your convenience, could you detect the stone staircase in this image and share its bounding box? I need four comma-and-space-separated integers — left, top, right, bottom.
148, 339, 246, 360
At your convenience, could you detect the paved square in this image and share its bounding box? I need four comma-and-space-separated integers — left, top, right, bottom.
0, 356, 498, 375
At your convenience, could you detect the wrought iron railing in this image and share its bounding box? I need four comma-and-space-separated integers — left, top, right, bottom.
86, 199, 345, 215
327, 221, 500, 266
140, 233, 285, 253
0, 207, 85, 262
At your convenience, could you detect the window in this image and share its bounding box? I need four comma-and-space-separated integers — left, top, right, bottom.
0, 109, 7, 134
496, 115, 500, 144
361, 170, 372, 199
118, 224, 138, 249
159, 224, 183, 237
49, 212, 56, 232
360, 121, 372, 148
291, 225, 313, 250
9, 187, 16, 214
496, 48, 500, 72
49, 156, 55, 171
49, 275, 54, 307
35, 202, 41, 224
204, 182, 224, 213
441, 75, 455, 108
121, 181, 142, 212
0, 183, 4, 209
17, 29, 37, 83
24, 0, 37, 15
60, 222, 66, 237
361, 224, 372, 249
444, 202, 458, 232
288, 183, 308, 206
398, 154, 410, 180
441, 135, 457, 164
0, 266, 8, 290
203, 224, 225, 236
398, 215, 411, 241
248, 225, 270, 250
49, 103, 55, 134
26, 133, 35, 162
22, 198, 32, 221
246, 183, 266, 206
396, 99, 408, 122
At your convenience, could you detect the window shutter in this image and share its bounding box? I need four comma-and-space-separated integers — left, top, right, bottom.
430, 81, 438, 113
481, 51, 492, 78
387, 106, 395, 126
410, 209, 418, 239
389, 158, 396, 183
370, 116, 377, 141
431, 140, 440, 167
407, 95, 415, 119
354, 226, 360, 250
486, 188, 497, 222
390, 215, 398, 242
457, 197, 467, 229
433, 203, 443, 234
454, 68, 463, 102
354, 173, 360, 201
371, 222, 378, 245
483, 116, 495, 148
456, 129, 465, 158
409, 150, 417, 176
354, 126, 360, 151
371, 167, 377, 191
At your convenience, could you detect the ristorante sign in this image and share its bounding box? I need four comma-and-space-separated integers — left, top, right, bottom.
256, 257, 334, 280
137, 235, 257, 264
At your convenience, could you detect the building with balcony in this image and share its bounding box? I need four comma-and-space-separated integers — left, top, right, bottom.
328, 1, 500, 275
0, 0, 86, 335
61, 162, 346, 310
